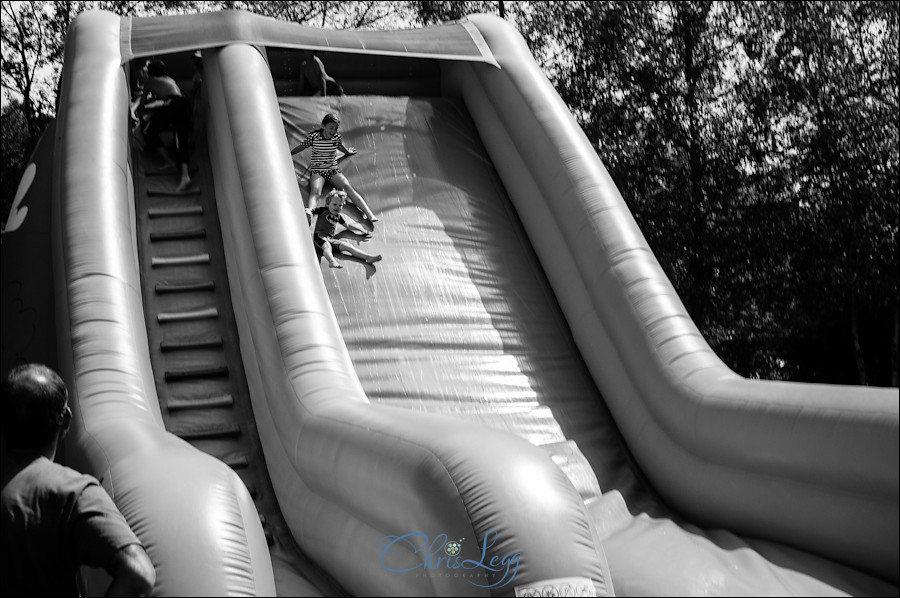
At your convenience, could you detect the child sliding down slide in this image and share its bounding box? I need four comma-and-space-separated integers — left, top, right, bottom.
291, 113, 379, 225
311, 190, 382, 269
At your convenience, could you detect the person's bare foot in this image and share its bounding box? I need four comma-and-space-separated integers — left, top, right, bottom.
366, 255, 382, 264
175, 178, 192, 193
329, 261, 343, 269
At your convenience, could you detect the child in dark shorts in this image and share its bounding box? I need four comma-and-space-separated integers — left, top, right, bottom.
311, 190, 382, 269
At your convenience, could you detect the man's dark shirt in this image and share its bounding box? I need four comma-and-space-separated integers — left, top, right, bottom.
2, 453, 142, 596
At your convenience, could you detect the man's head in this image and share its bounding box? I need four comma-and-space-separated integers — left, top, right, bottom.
1, 364, 71, 451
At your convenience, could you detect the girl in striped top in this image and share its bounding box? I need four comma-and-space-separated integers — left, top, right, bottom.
290, 113, 379, 225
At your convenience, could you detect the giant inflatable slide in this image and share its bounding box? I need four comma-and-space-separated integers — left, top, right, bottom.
1, 9, 897, 597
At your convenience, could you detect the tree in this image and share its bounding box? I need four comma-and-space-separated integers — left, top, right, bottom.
1, 2, 57, 149
223, 1, 414, 29
735, 1, 899, 384
501, 1, 897, 384
538, 2, 733, 333
411, 1, 505, 24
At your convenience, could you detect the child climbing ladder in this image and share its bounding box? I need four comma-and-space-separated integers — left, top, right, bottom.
133, 58, 195, 194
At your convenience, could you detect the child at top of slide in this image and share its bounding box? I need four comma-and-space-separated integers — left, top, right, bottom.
133, 59, 194, 192
291, 113, 379, 226
297, 50, 344, 97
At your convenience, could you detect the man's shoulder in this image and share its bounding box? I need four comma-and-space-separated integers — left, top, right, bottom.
26, 457, 98, 488
2, 455, 99, 506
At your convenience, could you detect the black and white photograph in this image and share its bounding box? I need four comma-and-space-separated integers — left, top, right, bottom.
2, 2, 897, 596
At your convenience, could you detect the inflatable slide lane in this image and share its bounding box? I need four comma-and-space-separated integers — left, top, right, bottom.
2, 7, 894, 597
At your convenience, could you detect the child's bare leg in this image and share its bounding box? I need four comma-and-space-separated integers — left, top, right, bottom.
156, 146, 177, 169
308, 174, 326, 211
332, 174, 377, 222
338, 241, 382, 264
321, 241, 343, 268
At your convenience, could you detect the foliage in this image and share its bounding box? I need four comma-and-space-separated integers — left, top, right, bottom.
1, 2, 58, 146
722, 1, 898, 384
0, 1, 896, 385
411, 1, 503, 24
492, 1, 898, 385
219, 1, 415, 29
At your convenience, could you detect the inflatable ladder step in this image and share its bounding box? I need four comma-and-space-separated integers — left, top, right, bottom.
160, 335, 224, 352
155, 280, 215, 294
147, 186, 201, 197
157, 306, 218, 323
145, 165, 198, 176
222, 453, 249, 469
148, 205, 203, 218
150, 227, 207, 242
151, 253, 210, 267
164, 364, 229, 381
166, 394, 233, 411
171, 422, 241, 441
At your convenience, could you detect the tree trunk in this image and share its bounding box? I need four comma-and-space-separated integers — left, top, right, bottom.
675, 2, 712, 327
850, 295, 868, 386
891, 302, 898, 387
